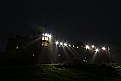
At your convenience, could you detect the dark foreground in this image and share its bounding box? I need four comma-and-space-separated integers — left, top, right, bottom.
0, 64, 121, 81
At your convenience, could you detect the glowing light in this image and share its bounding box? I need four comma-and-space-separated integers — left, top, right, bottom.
33, 54, 34, 56
84, 57, 87, 59
95, 48, 99, 52
77, 46, 79, 48
55, 41, 59, 45
45, 37, 49, 41
102, 47, 106, 50
64, 43, 67, 46
48, 34, 52, 38
108, 47, 110, 51
45, 33, 48, 36
42, 37, 45, 40
73, 45, 75, 47
58, 54, 60, 57
42, 33, 45, 36
83, 59, 87, 62
91, 45, 95, 48
41, 41, 49, 47
16, 46, 19, 49
69, 44, 71, 47
86, 45, 90, 49
42, 33, 50, 41
60, 42, 63, 45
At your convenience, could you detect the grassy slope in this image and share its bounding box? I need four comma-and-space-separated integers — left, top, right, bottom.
0, 64, 120, 81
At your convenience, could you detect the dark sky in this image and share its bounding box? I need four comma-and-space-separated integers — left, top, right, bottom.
0, 0, 121, 62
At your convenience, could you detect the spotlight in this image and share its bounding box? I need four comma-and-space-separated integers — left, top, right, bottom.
91, 45, 95, 48
45, 33, 48, 36
102, 47, 106, 50
86, 45, 90, 49
42, 33, 45, 36
48, 34, 52, 38
64, 43, 67, 46
55, 41, 59, 45
95, 48, 99, 52
16, 46, 19, 50
69, 44, 71, 47
33, 54, 34, 57
73, 45, 75, 47
58, 54, 61, 57
60, 42, 63, 45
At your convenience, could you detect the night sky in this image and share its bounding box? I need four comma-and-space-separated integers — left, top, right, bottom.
0, 0, 121, 62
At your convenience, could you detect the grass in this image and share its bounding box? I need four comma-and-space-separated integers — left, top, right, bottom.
0, 64, 120, 81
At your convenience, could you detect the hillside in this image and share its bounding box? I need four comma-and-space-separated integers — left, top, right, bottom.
0, 64, 120, 81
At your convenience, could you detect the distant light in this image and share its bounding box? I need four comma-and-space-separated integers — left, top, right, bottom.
58, 54, 61, 57
69, 44, 71, 47
55, 41, 59, 45
42, 33, 52, 38
84, 57, 87, 59
95, 48, 99, 52
73, 45, 75, 47
33, 54, 34, 56
64, 43, 67, 46
91, 45, 95, 48
45, 37, 49, 41
108, 47, 110, 51
102, 47, 106, 50
16, 46, 19, 50
42, 33, 45, 36
45, 33, 48, 36
48, 34, 52, 38
60, 42, 63, 45
77, 46, 79, 48
86, 45, 90, 49
42, 37, 45, 40
83, 59, 87, 62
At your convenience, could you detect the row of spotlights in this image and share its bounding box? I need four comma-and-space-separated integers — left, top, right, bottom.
42, 33, 109, 53
55, 41, 79, 48
55, 41, 108, 52
85, 44, 107, 52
